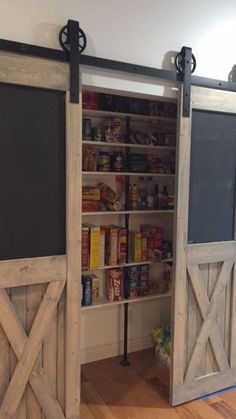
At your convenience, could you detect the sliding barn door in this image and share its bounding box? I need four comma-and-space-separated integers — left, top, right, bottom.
0, 52, 81, 418
171, 85, 236, 405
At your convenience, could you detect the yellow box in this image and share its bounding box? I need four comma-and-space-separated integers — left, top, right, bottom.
129, 232, 142, 263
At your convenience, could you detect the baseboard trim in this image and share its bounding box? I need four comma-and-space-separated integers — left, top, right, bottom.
81, 335, 154, 364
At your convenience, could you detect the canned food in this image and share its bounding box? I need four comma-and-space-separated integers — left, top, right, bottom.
98, 152, 111, 172
83, 118, 92, 141
113, 151, 124, 172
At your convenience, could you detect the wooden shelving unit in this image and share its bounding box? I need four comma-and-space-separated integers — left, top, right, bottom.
82, 258, 173, 273
83, 171, 175, 177
83, 108, 177, 124
81, 291, 172, 311
82, 209, 174, 216
82, 140, 176, 151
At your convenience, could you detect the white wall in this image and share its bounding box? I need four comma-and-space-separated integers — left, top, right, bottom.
1, 0, 236, 80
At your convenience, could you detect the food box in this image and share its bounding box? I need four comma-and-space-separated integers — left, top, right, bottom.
107, 268, 122, 301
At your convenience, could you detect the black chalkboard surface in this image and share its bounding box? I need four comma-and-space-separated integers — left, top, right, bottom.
188, 109, 236, 244
0, 84, 65, 260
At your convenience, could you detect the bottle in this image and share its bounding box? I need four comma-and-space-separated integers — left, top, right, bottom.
130, 184, 138, 210
154, 184, 159, 209
162, 185, 169, 210
147, 177, 154, 209
138, 177, 147, 209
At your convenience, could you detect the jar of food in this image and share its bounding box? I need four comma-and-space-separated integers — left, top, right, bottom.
113, 152, 124, 172
98, 152, 111, 172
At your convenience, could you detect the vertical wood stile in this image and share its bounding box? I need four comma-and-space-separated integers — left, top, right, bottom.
65, 90, 82, 419
26, 285, 42, 419
230, 245, 236, 367
197, 264, 208, 377
10, 287, 27, 419
57, 290, 65, 413
43, 284, 58, 413
0, 288, 10, 405
171, 85, 192, 404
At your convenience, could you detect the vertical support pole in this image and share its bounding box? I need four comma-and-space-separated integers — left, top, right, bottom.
120, 303, 130, 366
68, 19, 80, 104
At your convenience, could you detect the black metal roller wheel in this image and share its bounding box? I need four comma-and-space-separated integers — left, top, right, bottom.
175, 52, 196, 74
59, 24, 87, 53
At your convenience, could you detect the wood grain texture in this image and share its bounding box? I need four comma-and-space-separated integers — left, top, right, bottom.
0, 255, 66, 289
0, 51, 69, 91
0, 281, 65, 419
171, 85, 191, 398
81, 349, 236, 419
65, 91, 82, 419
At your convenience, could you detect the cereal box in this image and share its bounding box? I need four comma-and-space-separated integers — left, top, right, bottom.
107, 268, 122, 301
140, 264, 149, 296
126, 265, 140, 298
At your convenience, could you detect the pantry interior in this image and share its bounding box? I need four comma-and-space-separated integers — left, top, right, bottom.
80, 69, 178, 396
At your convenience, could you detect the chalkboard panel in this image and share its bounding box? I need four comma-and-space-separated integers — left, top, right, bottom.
0, 84, 65, 260
188, 109, 236, 244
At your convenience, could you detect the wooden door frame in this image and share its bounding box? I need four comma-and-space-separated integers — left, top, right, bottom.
171, 85, 236, 406
0, 51, 81, 419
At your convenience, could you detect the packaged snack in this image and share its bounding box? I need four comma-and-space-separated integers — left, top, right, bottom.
129, 232, 142, 263
82, 118, 92, 141
82, 145, 97, 171
98, 152, 111, 172
92, 275, 100, 304
84, 224, 100, 270
126, 266, 140, 298
118, 228, 127, 265
141, 236, 147, 261
104, 225, 119, 266
140, 264, 149, 296
140, 225, 163, 261
82, 225, 89, 271
99, 228, 105, 268
82, 276, 92, 306
82, 186, 100, 201
107, 268, 122, 301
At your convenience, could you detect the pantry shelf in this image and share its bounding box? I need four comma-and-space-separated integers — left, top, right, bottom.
82, 209, 174, 216
81, 291, 172, 311
83, 108, 176, 124
82, 140, 176, 151
82, 258, 173, 273
82, 171, 175, 177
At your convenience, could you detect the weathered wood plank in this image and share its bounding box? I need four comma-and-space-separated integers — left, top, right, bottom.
0, 281, 65, 419
0, 255, 66, 289
26, 285, 43, 419
57, 291, 65, 413
0, 51, 69, 91
10, 287, 27, 419
170, 85, 191, 401
187, 242, 235, 265
191, 85, 236, 114
65, 91, 82, 419
205, 263, 218, 374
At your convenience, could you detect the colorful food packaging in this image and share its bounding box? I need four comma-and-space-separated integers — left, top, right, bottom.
126, 266, 140, 298
118, 228, 127, 264
140, 264, 149, 296
99, 228, 105, 268
104, 225, 119, 266
82, 224, 90, 271
129, 232, 142, 263
107, 268, 122, 301
82, 275, 92, 306
92, 275, 100, 304
141, 236, 147, 261
84, 224, 100, 270
82, 145, 97, 171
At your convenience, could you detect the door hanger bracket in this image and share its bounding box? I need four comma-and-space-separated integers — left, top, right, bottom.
59, 19, 87, 103
175, 46, 196, 117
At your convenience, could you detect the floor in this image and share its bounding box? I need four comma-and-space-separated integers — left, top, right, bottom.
81, 348, 236, 419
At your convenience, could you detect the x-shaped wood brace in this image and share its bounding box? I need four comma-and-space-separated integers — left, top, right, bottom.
0, 280, 66, 419
185, 260, 233, 382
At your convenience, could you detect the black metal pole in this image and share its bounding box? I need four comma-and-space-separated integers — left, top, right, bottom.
120, 302, 130, 366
